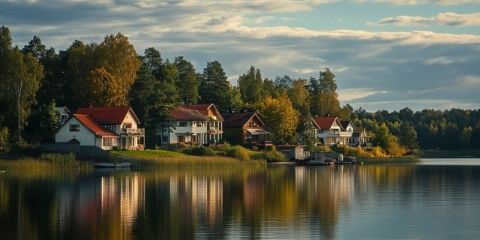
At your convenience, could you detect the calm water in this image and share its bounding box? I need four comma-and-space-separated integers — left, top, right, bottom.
1, 159, 480, 239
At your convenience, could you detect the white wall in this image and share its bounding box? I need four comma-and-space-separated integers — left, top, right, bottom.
169, 121, 208, 144
55, 117, 98, 147
122, 110, 139, 129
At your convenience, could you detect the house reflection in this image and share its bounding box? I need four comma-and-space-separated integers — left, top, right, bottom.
99, 173, 145, 239
168, 175, 223, 227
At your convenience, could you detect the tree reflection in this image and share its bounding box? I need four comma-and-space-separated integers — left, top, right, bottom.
2, 164, 480, 239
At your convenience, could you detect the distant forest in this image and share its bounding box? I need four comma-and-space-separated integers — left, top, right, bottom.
1, 25, 479, 152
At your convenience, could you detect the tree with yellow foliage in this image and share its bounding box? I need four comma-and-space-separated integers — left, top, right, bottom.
259, 95, 299, 144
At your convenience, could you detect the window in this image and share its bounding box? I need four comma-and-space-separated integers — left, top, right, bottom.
69, 124, 80, 132
196, 122, 203, 127
249, 121, 258, 128
123, 123, 132, 129
178, 136, 185, 143
103, 138, 113, 147
179, 122, 187, 127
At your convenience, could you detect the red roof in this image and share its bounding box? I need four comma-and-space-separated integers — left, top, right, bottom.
73, 114, 117, 136
179, 104, 224, 121
169, 108, 208, 121
312, 116, 338, 130
76, 107, 136, 124
224, 112, 264, 128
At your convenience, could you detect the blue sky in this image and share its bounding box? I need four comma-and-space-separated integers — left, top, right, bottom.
1, 0, 480, 111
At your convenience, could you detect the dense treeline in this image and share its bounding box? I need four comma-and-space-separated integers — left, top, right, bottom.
353, 108, 480, 150
0, 25, 479, 152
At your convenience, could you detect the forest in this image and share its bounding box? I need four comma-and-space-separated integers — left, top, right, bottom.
1, 25, 479, 153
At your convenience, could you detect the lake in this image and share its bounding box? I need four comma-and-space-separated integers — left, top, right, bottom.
1, 158, 480, 239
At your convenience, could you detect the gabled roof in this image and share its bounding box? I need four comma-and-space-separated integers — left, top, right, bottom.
169, 108, 208, 121
312, 116, 341, 130
55, 106, 70, 115
73, 114, 117, 137
223, 112, 265, 128
180, 103, 224, 121
340, 120, 353, 129
309, 117, 321, 129
76, 107, 139, 125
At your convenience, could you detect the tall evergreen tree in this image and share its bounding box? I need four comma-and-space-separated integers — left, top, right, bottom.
199, 61, 230, 111
174, 56, 199, 104
238, 66, 263, 104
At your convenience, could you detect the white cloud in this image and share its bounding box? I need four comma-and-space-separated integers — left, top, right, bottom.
424, 56, 455, 65
375, 12, 480, 26
356, 0, 480, 5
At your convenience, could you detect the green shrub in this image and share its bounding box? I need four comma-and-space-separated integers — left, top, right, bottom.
211, 143, 232, 152
227, 146, 251, 161
253, 147, 287, 162
182, 146, 216, 156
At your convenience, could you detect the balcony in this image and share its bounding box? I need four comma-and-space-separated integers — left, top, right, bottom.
208, 127, 222, 134
122, 128, 145, 135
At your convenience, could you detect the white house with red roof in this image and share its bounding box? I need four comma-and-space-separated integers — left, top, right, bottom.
178, 104, 224, 143
157, 107, 209, 145
55, 107, 144, 150
311, 116, 353, 145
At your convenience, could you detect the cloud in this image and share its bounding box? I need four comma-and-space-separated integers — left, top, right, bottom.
357, 0, 480, 5
1, 0, 480, 111
375, 12, 480, 26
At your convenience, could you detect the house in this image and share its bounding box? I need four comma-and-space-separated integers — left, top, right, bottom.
55, 107, 144, 150
351, 129, 370, 146
311, 116, 352, 145
157, 107, 209, 145
179, 104, 224, 143
55, 106, 70, 126
223, 111, 272, 146
340, 120, 355, 145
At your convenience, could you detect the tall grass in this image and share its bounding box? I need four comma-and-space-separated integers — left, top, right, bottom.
359, 156, 419, 164
0, 156, 93, 180
112, 149, 266, 169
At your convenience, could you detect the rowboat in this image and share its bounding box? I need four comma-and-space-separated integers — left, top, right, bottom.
94, 162, 132, 168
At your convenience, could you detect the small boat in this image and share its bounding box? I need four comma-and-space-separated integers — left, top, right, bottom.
306, 160, 335, 166
94, 162, 132, 169
0, 170, 5, 173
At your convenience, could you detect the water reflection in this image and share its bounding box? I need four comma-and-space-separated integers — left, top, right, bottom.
1, 161, 480, 239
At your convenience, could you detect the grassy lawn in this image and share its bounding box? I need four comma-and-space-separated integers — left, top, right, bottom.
111, 149, 266, 169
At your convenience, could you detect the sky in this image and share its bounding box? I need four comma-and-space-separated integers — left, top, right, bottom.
1, 0, 480, 111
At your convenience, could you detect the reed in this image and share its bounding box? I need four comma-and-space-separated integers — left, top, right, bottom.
112, 150, 266, 169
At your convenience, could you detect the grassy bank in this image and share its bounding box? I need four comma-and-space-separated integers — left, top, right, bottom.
111, 149, 266, 169
420, 149, 480, 158
0, 153, 93, 178
359, 156, 419, 164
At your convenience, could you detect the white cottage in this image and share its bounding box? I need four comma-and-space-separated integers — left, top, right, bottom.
55, 107, 144, 150
157, 107, 209, 145
312, 116, 353, 145
179, 104, 224, 143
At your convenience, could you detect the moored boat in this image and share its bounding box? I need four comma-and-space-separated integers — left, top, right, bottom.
94, 162, 132, 168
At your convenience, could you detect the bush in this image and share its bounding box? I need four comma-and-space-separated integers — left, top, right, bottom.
182, 146, 216, 156
252, 147, 287, 162
227, 146, 251, 161
211, 143, 232, 152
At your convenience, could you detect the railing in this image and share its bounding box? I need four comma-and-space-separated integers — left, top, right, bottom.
122, 128, 145, 135
208, 127, 222, 134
